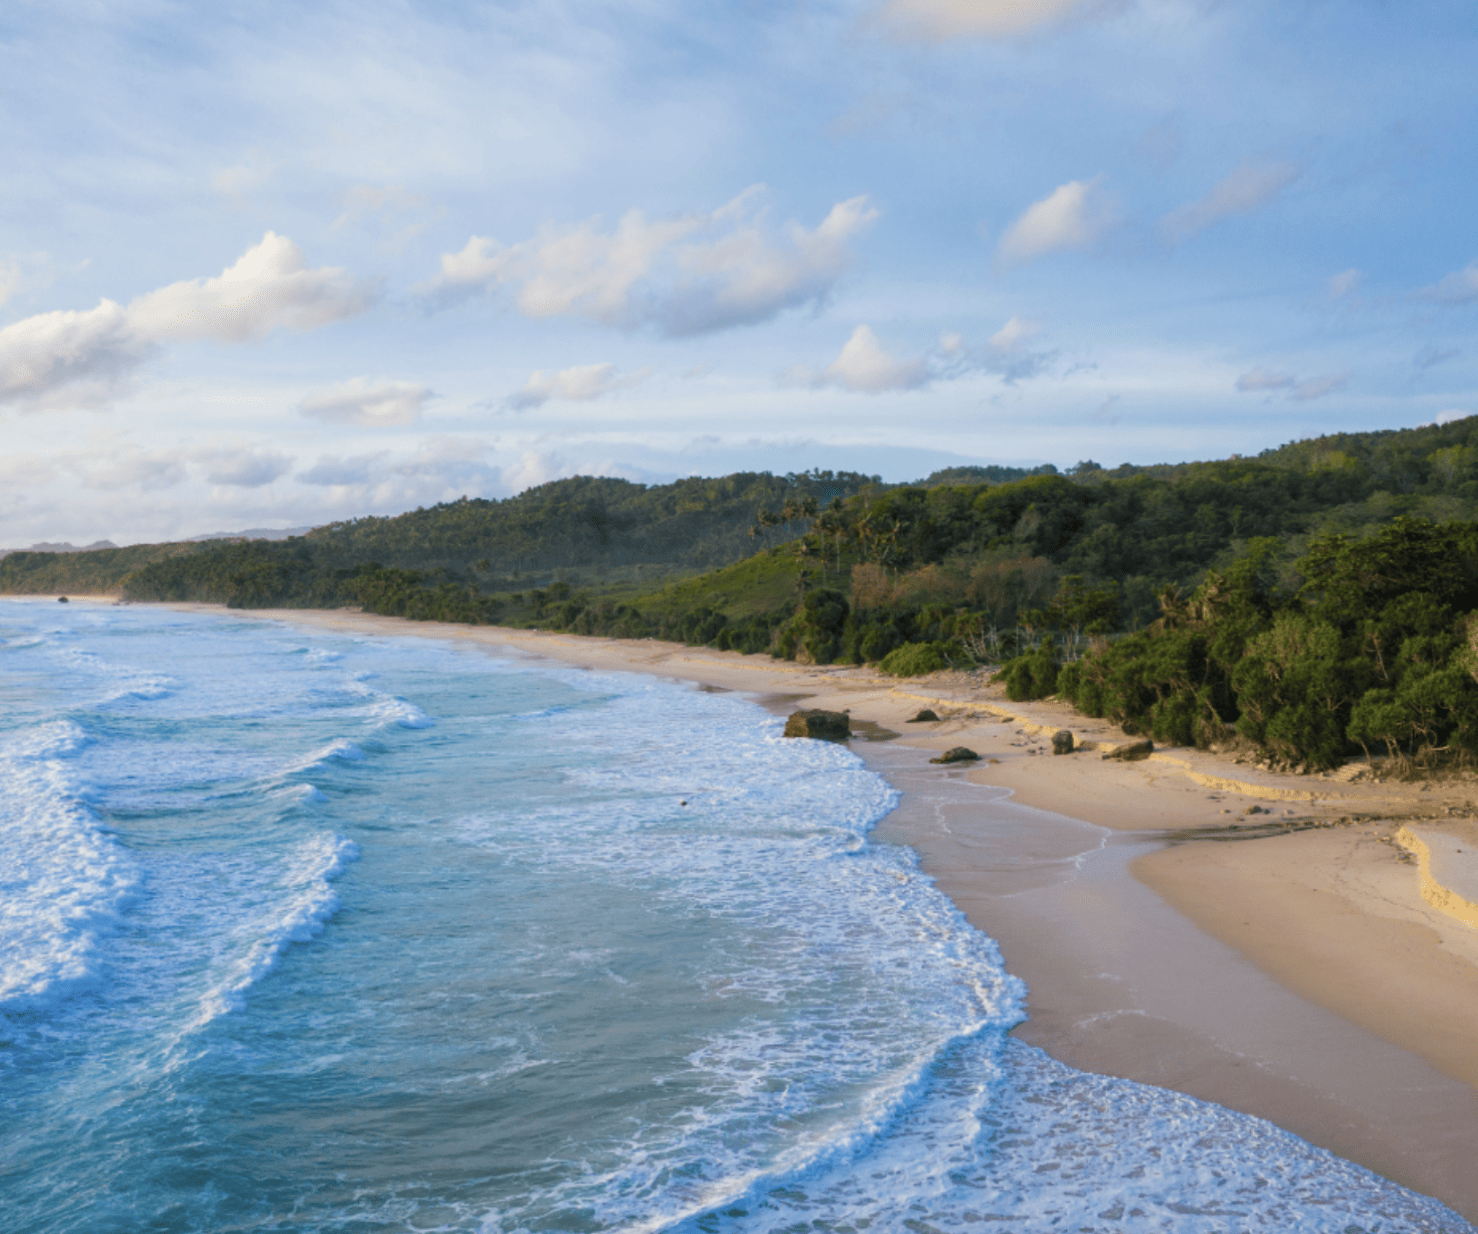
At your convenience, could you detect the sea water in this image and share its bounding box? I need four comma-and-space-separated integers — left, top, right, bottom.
0, 598, 1469, 1234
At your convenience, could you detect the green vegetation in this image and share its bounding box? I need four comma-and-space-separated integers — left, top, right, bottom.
878, 642, 950, 677
0, 542, 197, 595
1009, 520, 1478, 772
0, 470, 874, 606
10, 415, 1478, 771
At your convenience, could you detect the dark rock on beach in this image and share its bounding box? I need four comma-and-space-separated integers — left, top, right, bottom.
783, 709, 851, 742
1051, 730, 1075, 755
907, 709, 940, 723
930, 746, 980, 764
1102, 739, 1154, 761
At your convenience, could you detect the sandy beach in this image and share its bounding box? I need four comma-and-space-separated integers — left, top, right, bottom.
137, 602, 1478, 1221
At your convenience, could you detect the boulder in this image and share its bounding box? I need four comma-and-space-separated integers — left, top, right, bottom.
906, 709, 941, 723
57, 596, 69, 603
783, 709, 851, 742
1102, 739, 1154, 761
1051, 730, 1075, 755
930, 746, 980, 764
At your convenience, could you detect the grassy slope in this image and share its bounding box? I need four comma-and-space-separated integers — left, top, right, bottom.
632, 549, 811, 619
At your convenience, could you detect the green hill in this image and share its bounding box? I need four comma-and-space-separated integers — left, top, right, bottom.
0, 469, 876, 606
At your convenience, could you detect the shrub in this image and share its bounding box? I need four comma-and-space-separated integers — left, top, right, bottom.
1000, 642, 1059, 701
878, 641, 949, 677
797, 588, 850, 664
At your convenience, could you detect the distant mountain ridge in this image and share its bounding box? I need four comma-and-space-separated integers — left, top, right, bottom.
0, 527, 318, 561
0, 539, 119, 559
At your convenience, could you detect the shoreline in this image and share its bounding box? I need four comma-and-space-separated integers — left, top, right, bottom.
50, 599, 1478, 1222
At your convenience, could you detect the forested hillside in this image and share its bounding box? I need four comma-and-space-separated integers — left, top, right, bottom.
0, 541, 198, 596
10, 419, 1478, 772
0, 470, 875, 602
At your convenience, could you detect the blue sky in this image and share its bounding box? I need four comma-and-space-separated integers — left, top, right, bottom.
2, 0, 1476, 544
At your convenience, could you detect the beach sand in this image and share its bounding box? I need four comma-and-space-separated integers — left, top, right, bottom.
140, 603, 1478, 1221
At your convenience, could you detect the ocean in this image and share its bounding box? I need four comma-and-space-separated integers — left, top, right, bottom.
1, 597, 1470, 1234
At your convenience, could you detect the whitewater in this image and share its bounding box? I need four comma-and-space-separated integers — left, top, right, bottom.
0, 597, 1469, 1233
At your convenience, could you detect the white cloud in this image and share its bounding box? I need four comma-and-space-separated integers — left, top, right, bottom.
976, 316, 1054, 382
805, 317, 1054, 394
995, 179, 1116, 268
129, 232, 374, 343
300, 378, 432, 426
78, 445, 188, 492
0, 449, 61, 490
1235, 367, 1294, 392
296, 439, 501, 507
924, 317, 1056, 384
822, 325, 928, 393
1419, 261, 1478, 305
497, 450, 585, 495
298, 452, 389, 487
0, 233, 376, 410
988, 316, 1043, 350
1159, 161, 1300, 245
1291, 374, 1346, 401
422, 187, 878, 336
1434, 409, 1470, 426
1328, 268, 1363, 299
1236, 366, 1344, 401
877, 0, 1090, 40
0, 299, 150, 409
194, 447, 294, 488
509, 362, 621, 410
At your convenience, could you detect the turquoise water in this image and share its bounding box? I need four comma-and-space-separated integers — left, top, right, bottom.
1, 599, 1469, 1233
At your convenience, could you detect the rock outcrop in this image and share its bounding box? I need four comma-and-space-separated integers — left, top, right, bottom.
1051, 730, 1075, 755
930, 746, 980, 764
1102, 739, 1154, 761
783, 709, 851, 741
907, 709, 941, 723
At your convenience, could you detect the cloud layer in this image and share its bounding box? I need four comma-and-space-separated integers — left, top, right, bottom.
424, 187, 878, 336
300, 378, 432, 426
806, 317, 1056, 393
0, 234, 374, 410
1235, 366, 1345, 401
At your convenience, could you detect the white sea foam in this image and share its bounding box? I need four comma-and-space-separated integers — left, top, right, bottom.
0, 721, 140, 1010
47, 644, 174, 704
191, 832, 359, 1028
339, 672, 437, 728
363, 695, 435, 728
282, 738, 365, 775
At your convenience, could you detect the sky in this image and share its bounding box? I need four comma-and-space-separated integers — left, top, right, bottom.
2, 0, 1476, 545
